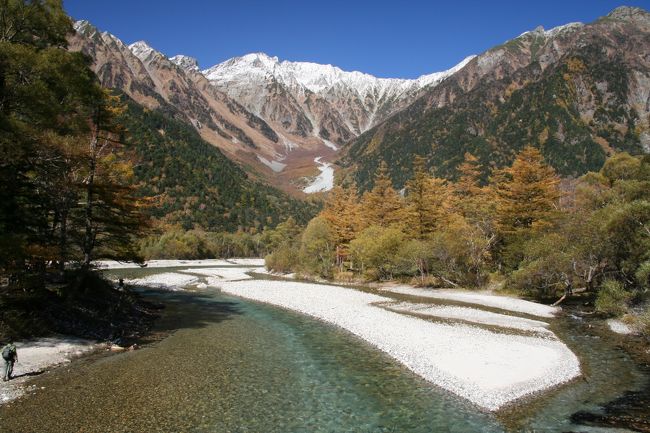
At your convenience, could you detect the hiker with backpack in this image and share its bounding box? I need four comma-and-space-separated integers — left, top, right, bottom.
2, 342, 18, 381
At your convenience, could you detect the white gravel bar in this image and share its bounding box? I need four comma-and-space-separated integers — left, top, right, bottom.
218, 280, 581, 410
95, 258, 265, 269
382, 287, 560, 318
126, 272, 200, 290
386, 302, 553, 335
225, 258, 265, 267
0, 337, 97, 404
180, 267, 255, 283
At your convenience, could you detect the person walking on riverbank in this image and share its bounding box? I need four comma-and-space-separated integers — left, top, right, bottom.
2, 342, 18, 381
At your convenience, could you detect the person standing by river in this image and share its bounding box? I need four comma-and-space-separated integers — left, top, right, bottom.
2, 342, 18, 381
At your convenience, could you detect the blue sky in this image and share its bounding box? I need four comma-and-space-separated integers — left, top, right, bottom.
64, 0, 650, 78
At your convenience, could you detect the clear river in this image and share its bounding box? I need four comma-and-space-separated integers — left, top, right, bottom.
0, 265, 647, 433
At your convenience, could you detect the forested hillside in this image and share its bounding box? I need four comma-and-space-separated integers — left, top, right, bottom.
342, 7, 650, 190
119, 98, 319, 232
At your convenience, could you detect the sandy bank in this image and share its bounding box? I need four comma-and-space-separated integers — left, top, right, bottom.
382, 287, 560, 318
0, 337, 97, 405
217, 280, 581, 410
385, 302, 552, 335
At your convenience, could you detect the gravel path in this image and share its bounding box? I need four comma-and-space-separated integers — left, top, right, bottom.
384, 302, 553, 335
0, 337, 97, 405
382, 286, 560, 318
217, 280, 581, 411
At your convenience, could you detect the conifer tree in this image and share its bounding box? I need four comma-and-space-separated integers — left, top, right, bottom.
493, 146, 561, 235
361, 161, 404, 228
453, 152, 496, 232
405, 156, 453, 239
320, 184, 361, 266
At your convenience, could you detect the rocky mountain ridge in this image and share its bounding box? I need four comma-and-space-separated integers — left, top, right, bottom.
69, 20, 471, 194
201, 52, 474, 144
342, 6, 650, 189
70, 6, 650, 196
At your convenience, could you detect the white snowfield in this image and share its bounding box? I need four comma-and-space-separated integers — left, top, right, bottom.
385, 302, 553, 335
382, 287, 560, 318
217, 280, 581, 411
202, 52, 476, 106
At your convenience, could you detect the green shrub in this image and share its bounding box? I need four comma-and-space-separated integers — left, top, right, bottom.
595, 280, 632, 316
265, 246, 298, 273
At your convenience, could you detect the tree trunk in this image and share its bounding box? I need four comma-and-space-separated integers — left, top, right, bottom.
82, 135, 97, 270
58, 208, 67, 277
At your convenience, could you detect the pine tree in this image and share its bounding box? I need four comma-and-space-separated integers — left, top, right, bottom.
405, 156, 453, 239
320, 184, 361, 265
361, 161, 404, 228
493, 146, 561, 235
453, 152, 496, 229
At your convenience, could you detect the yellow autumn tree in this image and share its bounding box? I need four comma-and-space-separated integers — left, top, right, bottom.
361, 161, 405, 228
405, 156, 454, 239
493, 146, 561, 235
320, 184, 361, 266
453, 152, 496, 231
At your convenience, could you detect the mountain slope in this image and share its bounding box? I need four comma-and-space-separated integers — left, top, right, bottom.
69, 20, 474, 194
68, 21, 305, 193
119, 95, 319, 231
202, 53, 474, 145
341, 6, 650, 189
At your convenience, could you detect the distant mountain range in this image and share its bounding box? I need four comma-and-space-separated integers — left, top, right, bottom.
70, 5, 650, 195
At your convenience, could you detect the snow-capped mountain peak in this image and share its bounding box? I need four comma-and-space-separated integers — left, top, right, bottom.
128, 41, 162, 63
202, 52, 475, 140
516, 22, 584, 39
204, 52, 474, 97
170, 54, 199, 71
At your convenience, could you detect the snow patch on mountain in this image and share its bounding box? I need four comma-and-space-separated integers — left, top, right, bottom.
322, 139, 339, 151
257, 155, 287, 173
203, 53, 475, 100
517, 22, 584, 39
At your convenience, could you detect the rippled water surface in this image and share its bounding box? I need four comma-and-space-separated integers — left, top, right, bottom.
0, 267, 646, 432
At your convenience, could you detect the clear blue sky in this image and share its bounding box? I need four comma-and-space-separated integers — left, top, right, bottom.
64, 0, 650, 78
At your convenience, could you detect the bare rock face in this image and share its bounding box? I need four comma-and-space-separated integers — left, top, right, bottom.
202, 53, 474, 147
70, 20, 472, 194
68, 22, 310, 193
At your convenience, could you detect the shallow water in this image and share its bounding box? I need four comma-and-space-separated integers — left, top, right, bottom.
0, 267, 646, 432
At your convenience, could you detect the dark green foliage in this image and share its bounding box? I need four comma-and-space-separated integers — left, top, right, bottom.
118, 98, 319, 232
344, 51, 641, 192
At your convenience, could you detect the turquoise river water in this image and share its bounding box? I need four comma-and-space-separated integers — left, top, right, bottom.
0, 266, 647, 432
